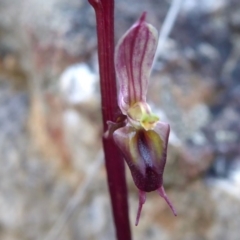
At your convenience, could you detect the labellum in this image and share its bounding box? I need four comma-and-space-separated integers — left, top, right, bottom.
112, 12, 177, 226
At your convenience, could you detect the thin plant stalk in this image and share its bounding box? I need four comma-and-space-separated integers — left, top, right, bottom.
88, 0, 132, 239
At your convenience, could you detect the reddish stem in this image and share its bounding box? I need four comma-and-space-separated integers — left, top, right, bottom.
88, 0, 132, 239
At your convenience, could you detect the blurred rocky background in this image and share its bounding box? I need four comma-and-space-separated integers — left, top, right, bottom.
0, 0, 240, 239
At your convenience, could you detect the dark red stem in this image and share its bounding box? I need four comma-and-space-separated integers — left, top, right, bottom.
88, 0, 132, 239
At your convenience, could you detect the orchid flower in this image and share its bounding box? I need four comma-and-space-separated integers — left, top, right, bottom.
112, 12, 177, 226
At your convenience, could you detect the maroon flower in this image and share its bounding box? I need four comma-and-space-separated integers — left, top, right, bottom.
111, 12, 177, 226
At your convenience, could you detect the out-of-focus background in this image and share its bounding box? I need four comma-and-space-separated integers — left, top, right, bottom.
0, 0, 240, 239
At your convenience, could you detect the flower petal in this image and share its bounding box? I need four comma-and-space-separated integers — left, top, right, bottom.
115, 12, 158, 114
113, 123, 176, 224
113, 122, 170, 192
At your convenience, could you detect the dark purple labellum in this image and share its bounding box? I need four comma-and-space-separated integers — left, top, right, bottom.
130, 165, 162, 192
129, 129, 163, 192
113, 123, 176, 225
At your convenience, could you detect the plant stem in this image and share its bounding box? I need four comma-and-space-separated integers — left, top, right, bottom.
88, 0, 132, 239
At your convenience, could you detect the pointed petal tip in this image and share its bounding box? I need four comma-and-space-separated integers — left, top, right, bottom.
132, 12, 148, 31
135, 190, 146, 226
139, 12, 147, 23
135, 217, 139, 226
157, 186, 177, 216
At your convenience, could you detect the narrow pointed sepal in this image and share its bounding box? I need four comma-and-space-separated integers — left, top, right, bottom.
157, 186, 177, 216
115, 12, 158, 114
135, 190, 146, 226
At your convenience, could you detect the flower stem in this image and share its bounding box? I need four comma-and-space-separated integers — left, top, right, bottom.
88, 0, 132, 239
